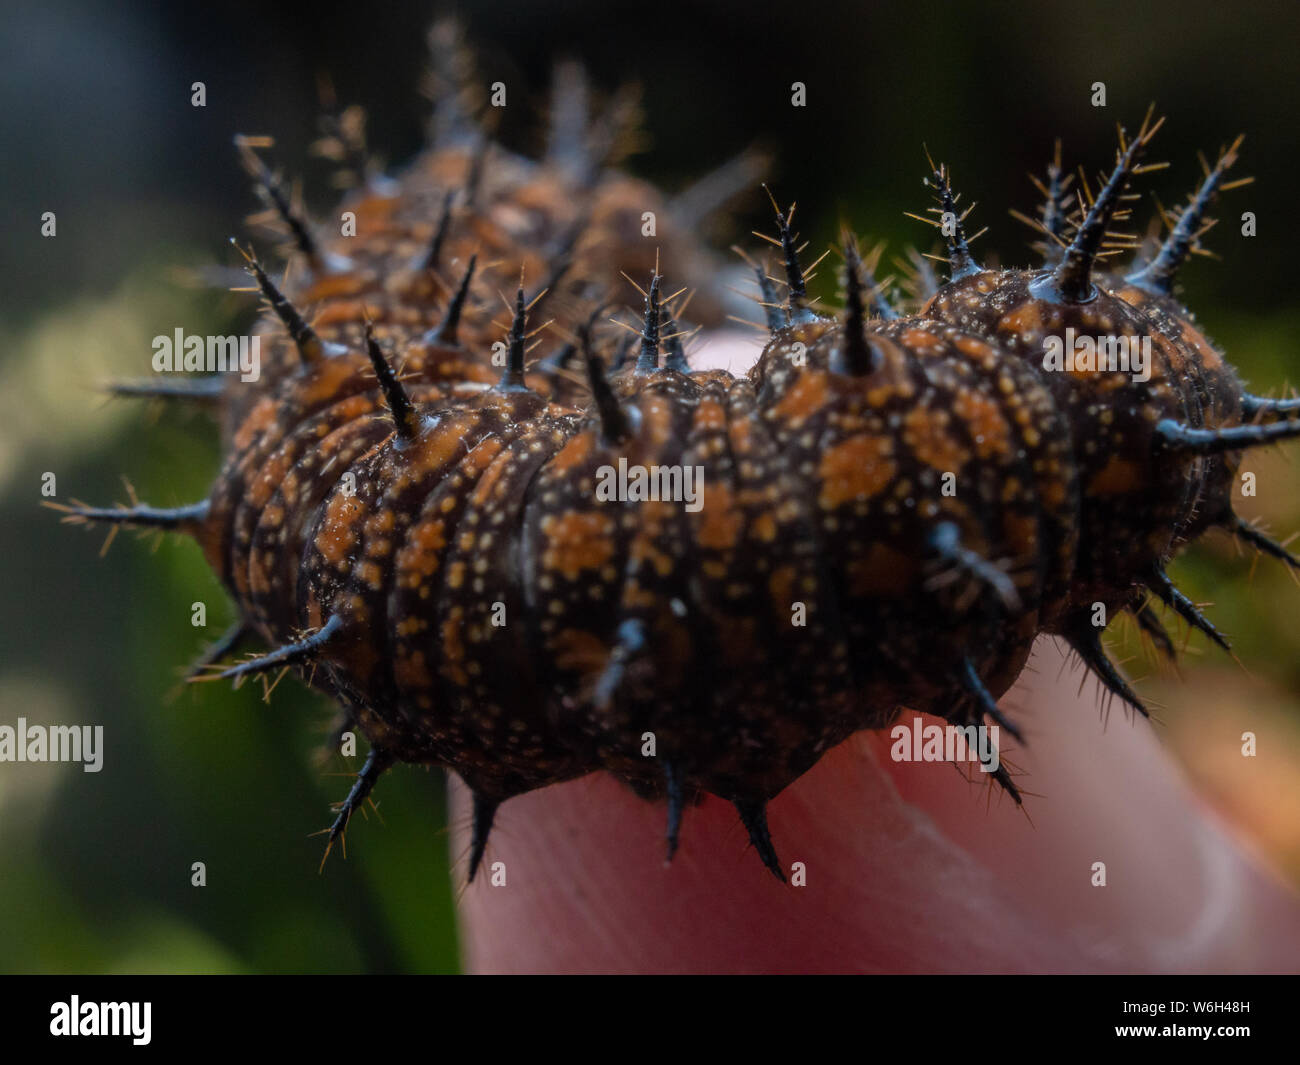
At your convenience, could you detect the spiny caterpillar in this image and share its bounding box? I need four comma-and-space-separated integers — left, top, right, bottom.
53, 25, 1300, 883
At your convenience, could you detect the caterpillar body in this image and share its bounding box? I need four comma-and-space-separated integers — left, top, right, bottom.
55, 29, 1300, 882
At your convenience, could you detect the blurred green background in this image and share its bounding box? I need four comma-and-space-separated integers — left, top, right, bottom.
2, 0, 1298, 973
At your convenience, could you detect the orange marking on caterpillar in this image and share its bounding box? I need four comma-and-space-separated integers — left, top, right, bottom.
818, 435, 896, 507
772, 372, 830, 424
315, 492, 365, 567
903, 407, 967, 472
1089, 455, 1143, 495
540, 511, 616, 580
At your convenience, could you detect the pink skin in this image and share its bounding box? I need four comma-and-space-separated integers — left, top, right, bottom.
451, 334, 1300, 973
451, 637, 1300, 973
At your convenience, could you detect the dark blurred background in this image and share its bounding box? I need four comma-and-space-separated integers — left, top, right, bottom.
2, 0, 1298, 973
